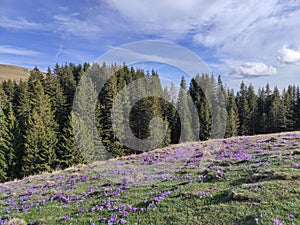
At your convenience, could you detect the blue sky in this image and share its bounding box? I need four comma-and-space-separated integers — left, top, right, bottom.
1, 0, 300, 90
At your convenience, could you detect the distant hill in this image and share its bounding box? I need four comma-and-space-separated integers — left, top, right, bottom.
0, 64, 31, 82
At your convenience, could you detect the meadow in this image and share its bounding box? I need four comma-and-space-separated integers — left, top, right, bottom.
0, 65, 30, 82
0, 132, 299, 225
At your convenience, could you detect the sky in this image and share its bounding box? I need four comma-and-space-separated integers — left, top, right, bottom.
1, 0, 300, 91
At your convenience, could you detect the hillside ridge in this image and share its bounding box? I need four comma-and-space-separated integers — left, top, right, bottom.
0, 131, 299, 224
0, 64, 31, 81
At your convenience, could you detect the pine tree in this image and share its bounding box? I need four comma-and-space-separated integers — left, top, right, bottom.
212, 75, 227, 138
97, 69, 118, 153
236, 82, 251, 135
269, 86, 286, 133
10, 81, 29, 177
69, 63, 84, 85
27, 67, 45, 97
2, 62, 300, 178
264, 83, 273, 133
189, 75, 205, 140
296, 86, 300, 130
44, 67, 74, 167
127, 72, 149, 150
161, 86, 174, 145
148, 70, 168, 149
0, 93, 8, 181
247, 84, 258, 135
2, 79, 15, 102
57, 64, 76, 114
176, 76, 195, 142
282, 85, 295, 131
16, 82, 31, 133
22, 80, 58, 175
73, 67, 107, 162
225, 89, 239, 137
257, 87, 268, 134
22, 110, 47, 176
5, 103, 20, 179
110, 78, 130, 156
57, 113, 85, 168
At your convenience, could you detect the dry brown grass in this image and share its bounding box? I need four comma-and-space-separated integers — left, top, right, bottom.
0, 64, 31, 81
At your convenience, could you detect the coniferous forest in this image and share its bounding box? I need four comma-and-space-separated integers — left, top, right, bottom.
0, 62, 299, 182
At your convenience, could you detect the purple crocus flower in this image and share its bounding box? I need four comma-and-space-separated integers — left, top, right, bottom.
78, 208, 84, 213
61, 215, 70, 221
198, 192, 203, 199
273, 219, 283, 225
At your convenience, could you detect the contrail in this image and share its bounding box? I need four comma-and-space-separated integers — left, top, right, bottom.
55, 45, 63, 59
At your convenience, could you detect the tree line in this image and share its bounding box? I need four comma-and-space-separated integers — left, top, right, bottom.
0, 63, 299, 182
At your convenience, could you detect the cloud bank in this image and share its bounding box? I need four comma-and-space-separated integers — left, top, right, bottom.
277, 45, 300, 65
234, 62, 277, 76
1, 0, 300, 89
0, 45, 40, 56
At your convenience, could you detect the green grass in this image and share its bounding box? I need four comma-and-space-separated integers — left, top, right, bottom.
0, 132, 299, 224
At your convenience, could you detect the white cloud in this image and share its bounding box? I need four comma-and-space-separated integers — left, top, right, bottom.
53, 15, 102, 40
233, 62, 277, 76
107, 0, 300, 91
1, 0, 299, 89
108, 0, 282, 46
0, 16, 43, 30
108, 0, 228, 40
108, 0, 300, 63
277, 45, 300, 64
0, 45, 40, 56
0, 14, 103, 40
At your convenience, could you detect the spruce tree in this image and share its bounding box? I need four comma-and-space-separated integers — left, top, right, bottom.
98, 69, 118, 152
58, 64, 76, 114
257, 87, 268, 134
269, 86, 286, 133
161, 83, 179, 144
161, 86, 174, 145
282, 85, 295, 131
247, 84, 258, 135
5, 103, 20, 179
225, 89, 239, 137
176, 76, 194, 142
2, 79, 15, 102
22, 80, 58, 175
110, 78, 130, 156
57, 113, 85, 168
236, 82, 251, 135
296, 86, 300, 130
0, 94, 8, 181
128, 72, 149, 150
16, 82, 31, 133
149, 70, 168, 148
189, 74, 214, 140
12, 81, 30, 177
264, 83, 273, 133
73, 67, 106, 162
22, 110, 48, 176
212, 75, 227, 138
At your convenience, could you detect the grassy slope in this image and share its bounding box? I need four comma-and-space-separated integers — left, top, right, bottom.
0, 132, 299, 225
0, 64, 31, 82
